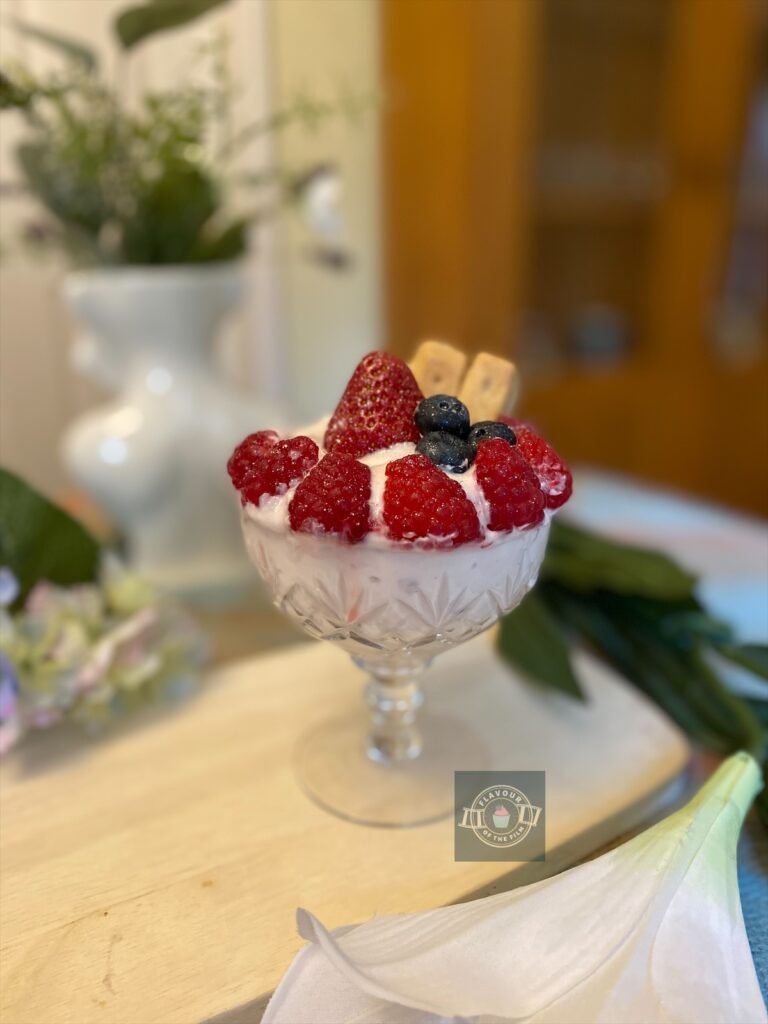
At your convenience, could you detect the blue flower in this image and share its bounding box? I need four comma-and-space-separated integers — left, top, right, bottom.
0, 651, 20, 753
0, 568, 19, 609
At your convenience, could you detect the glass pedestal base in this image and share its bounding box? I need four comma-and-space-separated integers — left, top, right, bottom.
294, 709, 488, 828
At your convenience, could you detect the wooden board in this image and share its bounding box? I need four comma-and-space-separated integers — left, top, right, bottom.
0, 635, 689, 1024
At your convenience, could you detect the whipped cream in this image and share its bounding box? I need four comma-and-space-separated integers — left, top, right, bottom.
244, 423, 527, 548
241, 505, 550, 666
240, 421, 554, 664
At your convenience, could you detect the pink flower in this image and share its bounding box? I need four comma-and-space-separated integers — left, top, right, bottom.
77, 607, 158, 692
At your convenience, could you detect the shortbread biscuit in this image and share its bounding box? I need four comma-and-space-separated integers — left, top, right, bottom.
458, 352, 519, 421
409, 340, 467, 398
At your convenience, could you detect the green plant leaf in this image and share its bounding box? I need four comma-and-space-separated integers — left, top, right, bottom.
120, 160, 218, 264
746, 699, 768, 728
10, 17, 98, 71
661, 609, 735, 649
115, 0, 232, 51
686, 645, 766, 760
15, 139, 112, 262
497, 589, 584, 699
494, 522, 767, 834
716, 644, 768, 681
542, 584, 730, 748
188, 217, 248, 262
0, 70, 31, 110
0, 468, 101, 605
600, 598, 749, 751
543, 520, 697, 600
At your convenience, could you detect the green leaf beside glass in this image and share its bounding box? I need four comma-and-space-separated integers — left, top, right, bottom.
497, 519, 768, 826
0, 468, 100, 606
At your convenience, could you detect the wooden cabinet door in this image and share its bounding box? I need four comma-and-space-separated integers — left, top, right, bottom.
382, 0, 767, 514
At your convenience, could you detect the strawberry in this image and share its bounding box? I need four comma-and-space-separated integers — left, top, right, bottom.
324, 352, 423, 458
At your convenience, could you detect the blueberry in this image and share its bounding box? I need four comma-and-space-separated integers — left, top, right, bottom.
416, 431, 474, 473
467, 421, 517, 454
415, 395, 470, 439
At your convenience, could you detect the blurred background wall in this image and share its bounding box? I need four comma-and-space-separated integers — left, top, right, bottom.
1, 0, 766, 514
0, 0, 381, 494
272, 0, 381, 423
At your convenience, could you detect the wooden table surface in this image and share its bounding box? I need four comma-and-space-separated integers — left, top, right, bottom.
0, 615, 688, 1024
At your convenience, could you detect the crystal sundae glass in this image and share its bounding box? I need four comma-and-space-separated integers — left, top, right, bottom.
241, 510, 551, 826
231, 346, 571, 827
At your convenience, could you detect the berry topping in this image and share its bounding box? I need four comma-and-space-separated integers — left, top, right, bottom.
512, 425, 573, 510
237, 435, 319, 505
475, 438, 545, 530
289, 452, 372, 543
414, 394, 470, 439
416, 431, 473, 473
467, 420, 517, 454
324, 352, 423, 458
227, 430, 279, 489
383, 453, 481, 546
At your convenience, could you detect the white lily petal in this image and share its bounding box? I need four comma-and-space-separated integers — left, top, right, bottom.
265, 753, 766, 1024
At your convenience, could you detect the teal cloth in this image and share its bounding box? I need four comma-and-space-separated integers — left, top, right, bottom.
739, 815, 768, 1005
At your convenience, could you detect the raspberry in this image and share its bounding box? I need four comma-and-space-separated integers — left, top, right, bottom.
236, 435, 319, 505
227, 430, 279, 489
289, 453, 371, 543
510, 424, 572, 510
475, 438, 545, 530
324, 352, 423, 458
383, 454, 481, 546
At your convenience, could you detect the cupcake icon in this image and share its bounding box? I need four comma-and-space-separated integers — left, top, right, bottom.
492, 804, 511, 830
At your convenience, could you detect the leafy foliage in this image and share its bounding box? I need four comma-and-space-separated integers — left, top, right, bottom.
543, 521, 696, 598
498, 519, 768, 827
1, 1, 350, 267
0, 468, 101, 605
10, 17, 99, 71
497, 590, 583, 699
0, 71, 31, 111
115, 0, 232, 51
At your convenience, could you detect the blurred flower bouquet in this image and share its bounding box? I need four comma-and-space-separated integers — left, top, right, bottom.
0, 469, 206, 754
0, 0, 358, 267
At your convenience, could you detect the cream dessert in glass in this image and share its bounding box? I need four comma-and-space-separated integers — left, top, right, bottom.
229, 345, 572, 826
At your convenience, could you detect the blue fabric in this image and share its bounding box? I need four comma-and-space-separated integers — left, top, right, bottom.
739, 815, 768, 1006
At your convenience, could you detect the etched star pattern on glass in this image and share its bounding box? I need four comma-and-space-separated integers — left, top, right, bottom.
241, 509, 552, 826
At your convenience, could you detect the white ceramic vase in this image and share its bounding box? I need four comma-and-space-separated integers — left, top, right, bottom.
62, 263, 282, 600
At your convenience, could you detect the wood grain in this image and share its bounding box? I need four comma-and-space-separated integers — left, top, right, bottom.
0, 636, 688, 1024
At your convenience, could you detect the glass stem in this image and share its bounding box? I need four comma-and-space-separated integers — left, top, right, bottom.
362, 663, 426, 764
